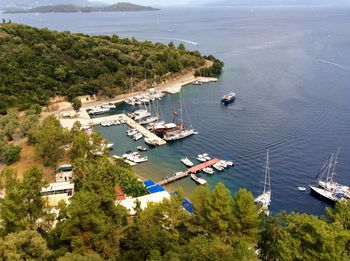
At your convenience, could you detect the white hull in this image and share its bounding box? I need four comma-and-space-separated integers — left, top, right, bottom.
309, 185, 341, 202
164, 129, 194, 141
191, 174, 207, 185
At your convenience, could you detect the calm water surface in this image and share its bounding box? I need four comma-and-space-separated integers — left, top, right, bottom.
3, 7, 350, 215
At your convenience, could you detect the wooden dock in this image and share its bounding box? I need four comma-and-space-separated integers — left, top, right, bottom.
158, 158, 221, 186
59, 113, 166, 146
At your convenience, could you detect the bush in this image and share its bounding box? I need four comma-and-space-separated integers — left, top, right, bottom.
3, 145, 21, 164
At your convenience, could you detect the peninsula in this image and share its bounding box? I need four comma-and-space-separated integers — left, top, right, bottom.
4, 2, 159, 13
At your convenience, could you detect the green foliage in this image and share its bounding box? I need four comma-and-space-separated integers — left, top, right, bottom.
32, 115, 69, 166
71, 97, 82, 112
0, 108, 18, 140
195, 57, 224, 77
0, 166, 48, 236
2, 144, 21, 164
0, 23, 207, 112
178, 43, 186, 51
20, 105, 41, 136
0, 230, 52, 260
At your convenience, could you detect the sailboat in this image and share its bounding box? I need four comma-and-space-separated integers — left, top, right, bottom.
255, 150, 272, 215
163, 93, 195, 141
310, 147, 349, 202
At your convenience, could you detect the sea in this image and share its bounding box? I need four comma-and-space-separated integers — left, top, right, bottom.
3, 6, 350, 216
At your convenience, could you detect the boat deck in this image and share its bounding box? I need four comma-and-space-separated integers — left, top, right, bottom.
158, 158, 221, 186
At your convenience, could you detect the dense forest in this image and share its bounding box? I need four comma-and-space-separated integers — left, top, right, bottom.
0, 23, 218, 113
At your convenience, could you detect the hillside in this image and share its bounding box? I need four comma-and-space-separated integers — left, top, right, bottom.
4, 2, 159, 13
0, 0, 92, 9
0, 23, 206, 113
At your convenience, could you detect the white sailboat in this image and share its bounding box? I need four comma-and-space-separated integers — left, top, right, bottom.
163, 92, 195, 141
255, 150, 271, 215
310, 147, 349, 202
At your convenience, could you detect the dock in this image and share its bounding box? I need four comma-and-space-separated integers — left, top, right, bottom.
59, 113, 166, 146
158, 158, 221, 186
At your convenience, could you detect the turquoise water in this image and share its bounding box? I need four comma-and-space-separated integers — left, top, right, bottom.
4, 7, 350, 215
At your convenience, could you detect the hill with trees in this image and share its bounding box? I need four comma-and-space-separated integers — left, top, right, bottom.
0, 23, 215, 113
4, 2, 160, 13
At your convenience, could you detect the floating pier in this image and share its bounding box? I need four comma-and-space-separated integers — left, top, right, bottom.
59, 113, 166, 146
158, 158, 221, 186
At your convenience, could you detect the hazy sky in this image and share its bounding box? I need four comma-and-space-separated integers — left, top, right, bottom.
102, 0, 212, 6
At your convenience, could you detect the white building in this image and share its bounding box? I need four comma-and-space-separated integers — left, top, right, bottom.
40, 182, 74, 207
118, 191, 171, 215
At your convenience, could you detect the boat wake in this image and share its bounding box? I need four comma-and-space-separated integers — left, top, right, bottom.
318, 59, 350, 72
158, 37, 199, 46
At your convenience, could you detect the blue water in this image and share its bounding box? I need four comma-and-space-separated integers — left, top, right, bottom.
3, 7, 350, 215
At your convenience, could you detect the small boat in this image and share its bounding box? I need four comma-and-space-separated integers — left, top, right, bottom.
132, 156, 148, 163
298, 187, 307, 192
213, 163, 224, 171
255, 150, 271, 215
191, 174, 207, 185
139, 116, 159, 125
137, 146, 147, 151
122, 151, 139, 159
174, 171, 184, 176
192, 80, 202, 85
106, 143, 114, 149
133, 132, 143, 141
120, 119, 125, 124
202, 167, 214, 175
219, 160, 228, 168
196, 155, 207, 162
181, 157, 194, 167
225, 160, 234, 167
221, 93, 236, 104
88, 107, 110, 115
101, 103, 116, 109
202, 153, 211, 161
127, 129, 138, 137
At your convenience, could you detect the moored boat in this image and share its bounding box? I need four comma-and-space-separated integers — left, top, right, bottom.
191, 174, 207, 185
181, 157, 194, 167
213, 163, 224, 171
202, 167, 214, 175
309, 185, 344, 202
137, 146, 147, 151
163, 129, 194, 141
255, 150, 272, 215
144, 137, 159, 146
133, 132, 143, 141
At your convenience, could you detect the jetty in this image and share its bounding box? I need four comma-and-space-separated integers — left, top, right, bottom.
158, 158, 220, 186
59, 113, 166, 146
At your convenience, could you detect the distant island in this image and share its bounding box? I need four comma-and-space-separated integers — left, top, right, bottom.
4, 2, 159, 13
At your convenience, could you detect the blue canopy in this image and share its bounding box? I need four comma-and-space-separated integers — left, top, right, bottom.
144, 180, 155, 188
147, 184, 165, 194
182, 198, 193, 214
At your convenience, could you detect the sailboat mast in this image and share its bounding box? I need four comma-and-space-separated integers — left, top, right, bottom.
330, 147, 340, 183
179, 92, 183, 123
326, 153, 334, 185
263, 150, 270, 194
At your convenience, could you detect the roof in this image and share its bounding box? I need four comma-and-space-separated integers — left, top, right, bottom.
40, 182, 74, 193
118, 191, 171, 215
144, 180, 155, 188
147, 184, 165, 194
115, 186, 126, 201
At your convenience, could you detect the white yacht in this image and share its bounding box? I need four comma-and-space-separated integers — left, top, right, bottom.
164, 129, 194, 141
131, 156, 148, 163
255, 150, 272, 215
212, 163, 224, 171
196, 154, 207, 162
101, 103, 116, 109
88, 107, 110, 115
144, 137, 159, 146
133, 132, 143, 141
202, 167, 214, 175
127, 129, 138, 137
191, 174, 207, 185
181, 157, 194, 167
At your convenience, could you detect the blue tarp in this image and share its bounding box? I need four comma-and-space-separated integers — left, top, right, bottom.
182, 198, 193, 214
144, 180, 155, 188
147, 184, 165, 194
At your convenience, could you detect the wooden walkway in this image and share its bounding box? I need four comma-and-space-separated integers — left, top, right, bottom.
158, 158, 221, 186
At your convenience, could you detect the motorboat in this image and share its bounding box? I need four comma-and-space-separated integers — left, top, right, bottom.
88, 107, 110, 115
192, 80, 202, 85
130, 156, 148, 164
298, 187, 307, 192
202, 153, 211, 161
174, 171, 184, 176
196, 155, 207, 162
221, 93, 236, 104
127, 129, 138, 137
181, 157, 194, 167
225, 160, 234, 167
202, 167, 214, 175
122, 151, 139, 159
101, 103, 116, 109
255, 150, 271, 215
139, 116, 159, 125
191, 174, 207, 185
137, 146, 147, 151
219, 160, 228, 168
124, 97, 135, 106
213, 163, 224, 171
133, 132, 143, 141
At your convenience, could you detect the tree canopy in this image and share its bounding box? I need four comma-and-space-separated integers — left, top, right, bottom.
0, 23, 209, 113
